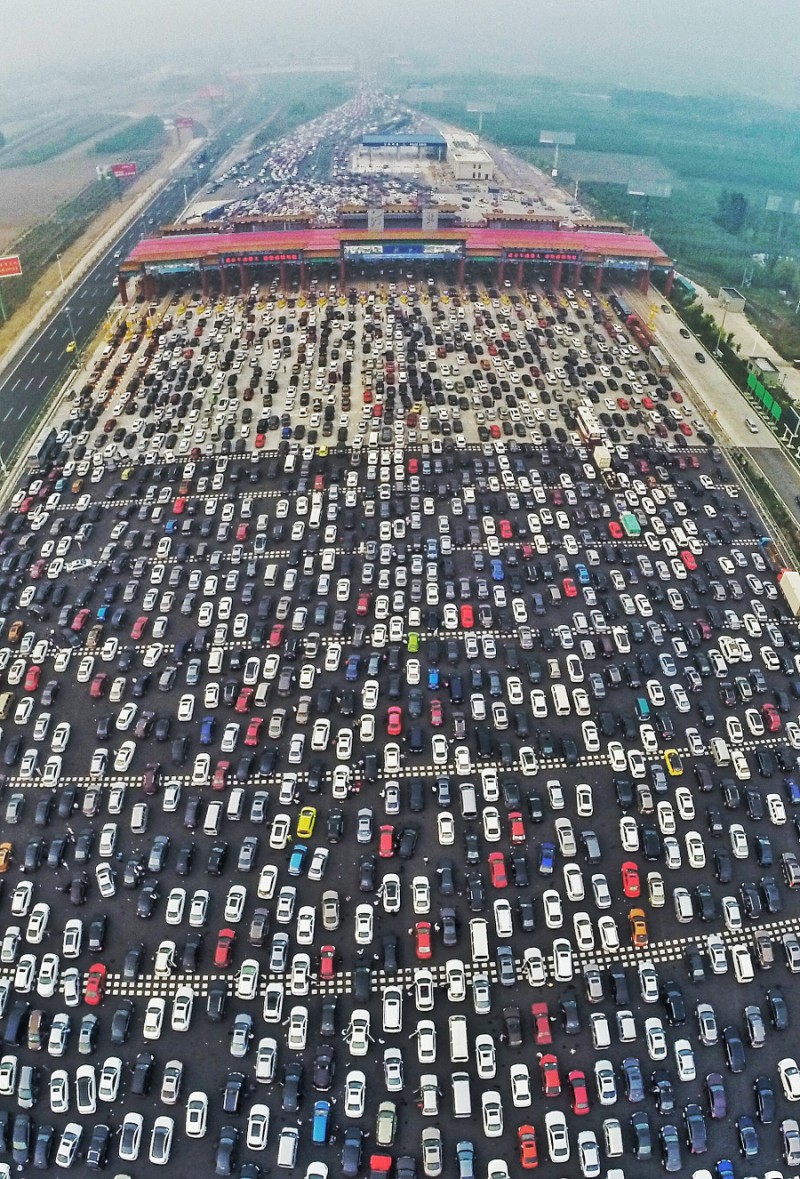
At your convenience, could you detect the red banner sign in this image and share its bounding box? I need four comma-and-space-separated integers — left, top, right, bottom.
111, 162, 137, 179
0, 255, 22, 278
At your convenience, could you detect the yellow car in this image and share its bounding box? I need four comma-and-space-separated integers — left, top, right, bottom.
664, 749, 684, 777
0, 843, 12, 873
629, 908, 649, 948
65, 341, 77, 354
296, 807, 317, 839
407, 632, 420, 654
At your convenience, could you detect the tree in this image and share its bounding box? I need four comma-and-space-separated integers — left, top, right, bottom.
715, 190, 748, 234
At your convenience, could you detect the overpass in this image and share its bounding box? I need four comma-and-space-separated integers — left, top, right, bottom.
117, 223, 673, 302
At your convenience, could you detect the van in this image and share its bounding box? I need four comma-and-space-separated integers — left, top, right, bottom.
264, 563, 279, 587
469, 918, 490, 963
551, 684, 571, 717
603, 1118, 624, 1158
781, 851, 800, 889
226, 788, 245, 821
276, 1126, 299, 1168
709, 737, 731, 767
459, 783, 478, 820
207, 647, 224, 675
254, 682, 271, 709
0, 692, 13, 721
203, 801, 223, 836
451, 1071, 473, 1119
448, 1015, 469, 1063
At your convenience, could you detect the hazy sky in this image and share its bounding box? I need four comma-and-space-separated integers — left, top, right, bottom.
6, 0, 800, 104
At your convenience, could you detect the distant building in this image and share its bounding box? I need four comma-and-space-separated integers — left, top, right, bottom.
448, 134, 494, 182
747, 355, 781, 389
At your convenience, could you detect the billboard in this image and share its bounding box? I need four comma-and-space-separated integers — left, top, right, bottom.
506, 248, 579, 262
221, 252, 300, 265
0, 255, 22, 278
343, 242, 463, 261
146, 261, 198, 275
611, 258, 650, 271
111, 162, 137, 179
540, 131, 576, 146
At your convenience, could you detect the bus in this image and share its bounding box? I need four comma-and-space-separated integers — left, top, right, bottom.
576, 407, 602, 445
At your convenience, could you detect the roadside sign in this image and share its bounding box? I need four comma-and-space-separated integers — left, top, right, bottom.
0, 255, 22, 278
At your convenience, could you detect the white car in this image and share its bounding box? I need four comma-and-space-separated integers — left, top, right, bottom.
10, 882, 33, 918
224, 885, 247, 924
779, 1057, 800, 1101
573, 911, 595, 952
98, 1056, 122, 1102
437, 812, 455, 845
598, 915, 620, 952
171, 986, 194, 1032
510, 1063, 532, 1108
246, 1104, 270, 1151
482, 807, 502, 842
619, 816, 639, 851
416, 1020, 437, 1063
255, 1037, 277, 1083
143, 997, 166, 1040
37, 953, 59, 999
522, 947, 547, 987
346, 1010, 371, 1057
354, 905, 374, 945
165, 888, 186, 926
645, 1017, 668, 1061
344, 1069, 367, 1118
445, 959, 467, 1002
564, 863, 585, 901
481, 1090, 504, 1138
26, 902, 49, 944
287, 1006, 308, 1051
552, 938, 574, 981
412, 876, 431, 914
674, 1038, 696, 1081
546, 1110, 570, 1163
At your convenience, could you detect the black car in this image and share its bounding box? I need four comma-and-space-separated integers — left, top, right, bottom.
396, 826, 418, 859
359, 856, 375, 892
705, 1070, 727, 1117
215, 1126, 238, 1177
183, 931, 202, 972
560, 991, 580, 1035
651, 1069, 674, 1113
207, 979, 227, 1022
136, 880, 159, 918
767, 987, 790, 1030
342, 1127, 363, 1178
282, 1061, 303, 1113
754, 1074, 776, 1123
320, 998, 337, 1038
622, 1056, 645, 1101
223, 1071, 245, 1114
630, 1110, 652, 1159
86, 1123, 111, 1170
130, 1051, 154, 1095
33, 1122, 54, 1169
437, 858, 455, 895
110, 999, 134, 1045
88, 915, 106, 952
722, 1026, 746, 1073
312, 1044, 335, 1092
207, 842, 228, 876
684, 1103, 707, 1153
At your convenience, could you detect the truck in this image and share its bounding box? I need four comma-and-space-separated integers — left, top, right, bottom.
778, 569, 800, 617
593, 445, 612, 471
760, 536, 785, 574
649, 346, 670, 375
620, 511, 642, 538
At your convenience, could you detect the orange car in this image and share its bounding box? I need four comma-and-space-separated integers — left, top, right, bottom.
629, 907, 649, 948
518, 1125, 538, 1169
0, 843, 12, 873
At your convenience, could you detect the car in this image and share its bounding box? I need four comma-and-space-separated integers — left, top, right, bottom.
780, 1056, 800, 1100
482, 1090, 504, 1138
185, 1091, 209, 1138
519, 1124, 538, 1169
545, 1110, 570, 1163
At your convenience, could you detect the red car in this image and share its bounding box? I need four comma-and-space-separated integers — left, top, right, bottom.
236, 523, 249, 542
212, 760, 231, 791
509, 811, 525, 844
696, 619, 713, 641
460, 604, 474, 629
319, 945, 336, 979
414, 921, 432, 960
131, 616, 148, 640
429, 699, 443, 728
386, 707, 403, 737
85, 963, 107, 1006
356, 593, 371, 617
562, 577, 577, 598
30, 559, 46, 580
407, 458, 419, 474
488, 852, 508, 889
621, 861, 641, 898
214, 928, 236, 968
490, 424, 501, 439
255, 433, 266, 449
681, 550, 697, 571
568, 1069, 590, 1115
173, 497, 186, 515
679, 421, 693, 437
671, 389, 684, 404
89, 672, 108, 699
518, 1125, 538, 1170
531, 1002, 553, 1046
269, 623, 284, 648
378, 825, 395, 859
24, 665, 41, 692
642, 395, 655, 410
617, 397, 629, 410
71, 609, 91, 633
608, 521, 623, 539
244, 716, 264, 747
762, 703, 781, 732
540, 1054, 561, 1096
499, 519, 513, 540
235, 687, 254, 714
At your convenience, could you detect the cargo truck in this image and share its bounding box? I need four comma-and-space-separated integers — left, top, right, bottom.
593, 445, 612, 471
778, 569, 800, 617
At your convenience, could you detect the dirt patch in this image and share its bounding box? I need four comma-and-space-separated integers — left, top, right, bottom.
0, 157, 101, 252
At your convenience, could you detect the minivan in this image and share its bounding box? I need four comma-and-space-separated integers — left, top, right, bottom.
226, 788, 245, 821
469, 918, 490, 963
451, 1071, 473, 1118
459, 783, 478, 820
551, 683, 571, 716
276, 1126, 299, 1168
203, 801, 223, 836
448, 1015, 469, 1063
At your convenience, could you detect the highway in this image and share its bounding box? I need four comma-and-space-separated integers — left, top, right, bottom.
0, 181, 188, 465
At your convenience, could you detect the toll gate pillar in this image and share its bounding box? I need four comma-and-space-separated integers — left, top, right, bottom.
300, 261, 307, 290
280, 263, 286, 290
339, 258, 346, 288
571, 263, 582, 288
664, 268, 675, 298
117, 276, 128, 304
239, 265, 248, 291
200, 268, 210, 301
516, 261, 523, 287
457, 258, 465, 286
593, 264, 604, 292
220, 267, 229, 296
552, 261, 563, 288
638, 264, 651, 294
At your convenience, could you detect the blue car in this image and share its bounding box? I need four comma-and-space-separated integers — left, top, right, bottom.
96, 604, 111, 621
428, 668, 440, 690
490, 559, 504, 582
312, 1100, 331, 1145
288, 845, 307, 878
785, 776, 800, 806
716, 1160, 734, 1179
165, 519, 177, 533
345, 655, 360, 682
200, 716, 216, 745
538, 841, 555, 875
575, 563, 590, 585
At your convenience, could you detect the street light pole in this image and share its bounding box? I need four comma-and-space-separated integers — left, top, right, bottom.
56, 253, 64, 287
64, 304, 77, 359
715, 298, 730, 355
